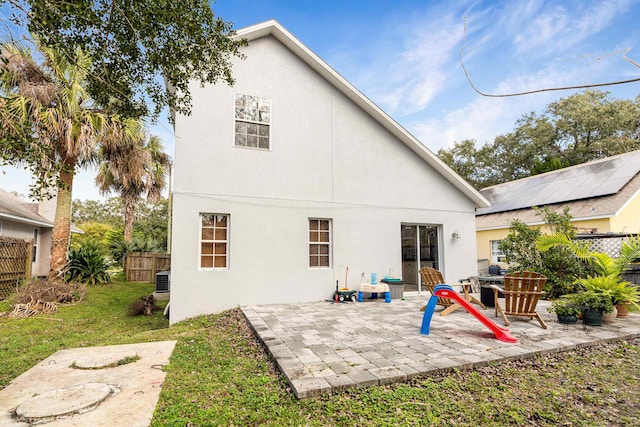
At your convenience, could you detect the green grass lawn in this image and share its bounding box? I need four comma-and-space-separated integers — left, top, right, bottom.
2, 282, 640, 426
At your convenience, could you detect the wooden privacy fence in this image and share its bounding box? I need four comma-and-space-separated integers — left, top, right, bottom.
0, 236, 32, 299
125, 252, 170, 283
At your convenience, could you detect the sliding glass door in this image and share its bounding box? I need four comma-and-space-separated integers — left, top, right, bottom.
401, 224, 440, 293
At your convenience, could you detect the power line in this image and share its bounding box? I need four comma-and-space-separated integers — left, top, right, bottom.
459, 13, 640, 98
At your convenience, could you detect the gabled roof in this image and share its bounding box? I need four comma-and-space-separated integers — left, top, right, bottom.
234, 20, 489, 208
0, 188, 53, 228
476, 150, 640, 230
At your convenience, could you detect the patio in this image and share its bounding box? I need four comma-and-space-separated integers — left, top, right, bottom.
242, 294, 640, 399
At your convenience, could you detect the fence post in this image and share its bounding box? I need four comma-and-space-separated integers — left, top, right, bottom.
124, 253, 130, 282
150, 253, 155, 282
25, 241, 33, 280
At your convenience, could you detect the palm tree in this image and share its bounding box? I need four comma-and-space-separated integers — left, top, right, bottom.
96, 134, 171, 244
0, 38, 143, 281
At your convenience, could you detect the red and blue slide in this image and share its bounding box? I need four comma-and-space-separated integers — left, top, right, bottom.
420, 284, 517, 343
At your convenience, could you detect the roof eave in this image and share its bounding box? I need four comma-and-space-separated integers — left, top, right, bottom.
0, 212, 53, 228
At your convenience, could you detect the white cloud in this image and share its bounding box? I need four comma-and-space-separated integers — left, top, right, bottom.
347, 7, 467, 116
512, 0, 633, 55
411, 60, 585, 152
412, 97, 511, 152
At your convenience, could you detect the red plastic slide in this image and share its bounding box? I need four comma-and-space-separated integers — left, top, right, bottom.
434, 287, 517, 343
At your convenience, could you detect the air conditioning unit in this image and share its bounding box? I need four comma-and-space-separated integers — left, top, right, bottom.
155, 271, 170, 293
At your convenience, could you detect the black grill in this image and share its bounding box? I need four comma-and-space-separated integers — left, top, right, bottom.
155, 271, 170, 293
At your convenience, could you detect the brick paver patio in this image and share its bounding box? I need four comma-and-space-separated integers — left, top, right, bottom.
242, 294, 640, 398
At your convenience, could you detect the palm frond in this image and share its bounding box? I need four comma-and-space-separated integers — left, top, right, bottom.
615, 235, 640, 273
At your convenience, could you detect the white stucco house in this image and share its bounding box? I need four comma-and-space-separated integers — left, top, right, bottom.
169, 20, 490, 324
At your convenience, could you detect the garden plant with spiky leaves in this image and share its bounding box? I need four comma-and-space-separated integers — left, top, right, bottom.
537, 233, 640, 310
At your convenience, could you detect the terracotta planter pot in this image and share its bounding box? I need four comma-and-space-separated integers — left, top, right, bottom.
616, 303, 631, 318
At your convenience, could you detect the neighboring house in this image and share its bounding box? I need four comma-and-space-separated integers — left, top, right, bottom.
0, 188, 54, 277
476, 150, 640, 268
170, 20, 489, 324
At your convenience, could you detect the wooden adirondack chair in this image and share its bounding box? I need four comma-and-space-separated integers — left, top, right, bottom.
419, 267, 453, 312
490, 271, 548, 329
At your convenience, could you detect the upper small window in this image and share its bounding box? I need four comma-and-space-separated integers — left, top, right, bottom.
234, 94, 270, 149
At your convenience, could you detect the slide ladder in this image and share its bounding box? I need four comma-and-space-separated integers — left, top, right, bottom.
420, 284, 517, 343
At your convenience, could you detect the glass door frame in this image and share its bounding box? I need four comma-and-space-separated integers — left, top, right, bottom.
401, 223, 442, 294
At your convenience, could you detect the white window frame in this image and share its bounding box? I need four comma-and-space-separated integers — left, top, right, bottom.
309, 218, 332, 268
234, 93, 271, 150
199, 213, 230, 270
32, 228, 38, 263
490, 240, 507, 264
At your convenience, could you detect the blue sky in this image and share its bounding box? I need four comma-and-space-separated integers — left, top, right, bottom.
2, 0, 640, 200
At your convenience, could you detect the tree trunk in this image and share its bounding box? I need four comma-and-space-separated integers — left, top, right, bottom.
123, 196, 136, 244
48, 165, 75, 282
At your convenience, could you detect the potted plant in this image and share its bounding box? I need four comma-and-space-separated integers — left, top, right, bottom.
537, 234, 640, 318
574, 274, 640, 321
572, 290, 614, 326
547, 297, 581, 324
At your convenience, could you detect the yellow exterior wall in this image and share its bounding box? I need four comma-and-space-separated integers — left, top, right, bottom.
570, 218, 611, 233
610, 191, 640, 234
476, 228, 510, 269
476, 217, 614, 270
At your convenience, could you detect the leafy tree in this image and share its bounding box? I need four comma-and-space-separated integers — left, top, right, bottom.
96, 134, 171, 243
498, 220, 543, 272
72, 197, 169, 254
437, 139, 491, 189
71, 221, 116, 253
106, 228, 164, 268
0, 38, 142, 281
2, 0, 246, 119
133, 198, 169, 250
438, 90, 640, 189
499, 207, 586, 298
72, 198, 123, 227
547, 90, 640, 163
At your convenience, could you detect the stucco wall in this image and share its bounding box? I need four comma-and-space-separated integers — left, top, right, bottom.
611, 190, 640, 233
0, 220, 50, 276
171, 34, 478, 323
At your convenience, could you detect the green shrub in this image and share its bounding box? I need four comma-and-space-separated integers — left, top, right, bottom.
547, 296, 581, 316
66, 240, 112, 285
500, 207, 586, 298
106, 229, 163, 267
